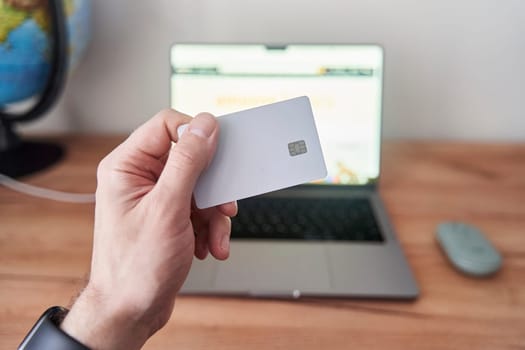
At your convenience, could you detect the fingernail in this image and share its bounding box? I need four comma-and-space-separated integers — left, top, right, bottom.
221, 233, 230, 252
176, 124, 188, 139
189, 113, 215, 139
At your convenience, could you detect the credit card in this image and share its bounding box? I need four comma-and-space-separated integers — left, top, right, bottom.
180, 96, 327, 209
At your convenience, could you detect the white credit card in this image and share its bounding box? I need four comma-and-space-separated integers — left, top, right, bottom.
188, 96, 327, 209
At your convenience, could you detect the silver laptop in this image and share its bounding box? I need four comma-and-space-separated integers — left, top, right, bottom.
171, 44, 419, 299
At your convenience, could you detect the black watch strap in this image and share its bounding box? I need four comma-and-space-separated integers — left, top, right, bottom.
18, 306, 90, 350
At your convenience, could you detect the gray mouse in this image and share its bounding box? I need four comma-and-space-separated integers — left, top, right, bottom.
436, 222, 502, 277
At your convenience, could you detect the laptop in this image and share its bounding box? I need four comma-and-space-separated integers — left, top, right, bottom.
170, 44, 419, 299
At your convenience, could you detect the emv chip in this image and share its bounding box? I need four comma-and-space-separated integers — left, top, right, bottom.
288, 140, 307, 156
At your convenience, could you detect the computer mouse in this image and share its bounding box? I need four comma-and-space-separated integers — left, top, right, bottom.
436, 222, 502, 277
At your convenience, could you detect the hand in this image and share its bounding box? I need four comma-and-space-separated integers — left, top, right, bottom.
60, 109, 237, 350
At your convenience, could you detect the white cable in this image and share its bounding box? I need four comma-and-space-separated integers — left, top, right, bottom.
0, 173, 95, 203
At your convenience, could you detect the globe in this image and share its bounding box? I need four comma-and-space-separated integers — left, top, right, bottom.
0, 0, 91, 105
0, 0, 91, 177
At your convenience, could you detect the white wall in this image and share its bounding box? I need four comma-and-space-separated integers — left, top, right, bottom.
23, 0, 525, 140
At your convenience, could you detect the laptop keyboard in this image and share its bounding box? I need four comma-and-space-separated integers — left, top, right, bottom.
231, 197, 384, 242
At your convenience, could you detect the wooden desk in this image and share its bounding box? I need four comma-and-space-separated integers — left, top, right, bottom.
1, 135, 524, 349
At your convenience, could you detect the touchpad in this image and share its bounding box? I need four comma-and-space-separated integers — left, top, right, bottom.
214, 241, 331, 295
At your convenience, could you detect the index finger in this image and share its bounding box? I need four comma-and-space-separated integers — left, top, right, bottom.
121, 108, 191, 160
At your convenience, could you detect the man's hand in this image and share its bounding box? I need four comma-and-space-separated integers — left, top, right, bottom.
61, 109, 237, 350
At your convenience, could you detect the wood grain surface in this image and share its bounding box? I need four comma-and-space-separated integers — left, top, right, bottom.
1, 135, 524, 349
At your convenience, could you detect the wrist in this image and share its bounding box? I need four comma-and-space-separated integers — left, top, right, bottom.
61, 284, 152, 350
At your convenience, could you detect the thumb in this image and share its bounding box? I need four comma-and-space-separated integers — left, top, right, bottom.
155, 113, 218, 207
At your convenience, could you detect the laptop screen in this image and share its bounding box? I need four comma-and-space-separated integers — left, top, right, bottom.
170, 44, 383, 185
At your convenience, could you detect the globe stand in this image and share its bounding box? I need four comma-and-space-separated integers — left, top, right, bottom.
0, 117, 64, 178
